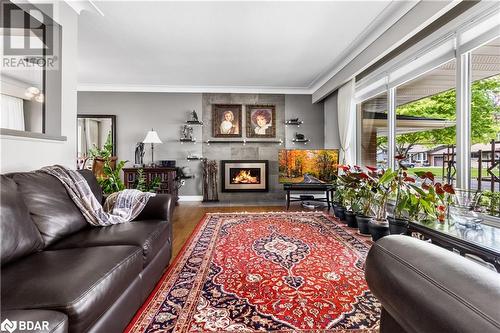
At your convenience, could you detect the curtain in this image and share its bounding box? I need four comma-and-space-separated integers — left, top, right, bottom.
337, 79, 356, 165
0, 94, 25, 131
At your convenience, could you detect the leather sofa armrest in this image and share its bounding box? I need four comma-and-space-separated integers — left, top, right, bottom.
133, 194, 172, 222
1, 310, 68, 333
365, 235, 500, 333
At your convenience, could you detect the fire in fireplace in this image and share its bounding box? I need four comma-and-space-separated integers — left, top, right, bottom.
230, 168, 261, 184
221, 160, 268, 192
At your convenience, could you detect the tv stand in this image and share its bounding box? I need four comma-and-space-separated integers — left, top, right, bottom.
283, 183, 334, 210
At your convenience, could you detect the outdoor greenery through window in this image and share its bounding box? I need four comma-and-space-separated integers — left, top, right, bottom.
394, 59, 457, 185
470, 37, 500, 216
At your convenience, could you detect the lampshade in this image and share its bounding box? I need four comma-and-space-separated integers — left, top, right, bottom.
143, 130, 162, 144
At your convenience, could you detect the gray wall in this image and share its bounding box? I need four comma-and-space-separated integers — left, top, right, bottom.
78, 91, 330, 200
285, 95, 324, 149
324, 91, 341, 149
78, 92, 203, 196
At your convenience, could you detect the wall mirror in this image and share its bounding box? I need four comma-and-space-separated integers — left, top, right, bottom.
0, 1, 62, 137
77, 115, 116, 167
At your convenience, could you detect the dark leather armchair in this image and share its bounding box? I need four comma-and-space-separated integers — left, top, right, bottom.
365, 235, 500, 333
1, 169, 174, 333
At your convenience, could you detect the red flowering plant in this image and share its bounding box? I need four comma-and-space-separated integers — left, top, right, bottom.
350, 169, 376, 217
371, 168, 398, 224
410, 171, 455, 223
392, 155, 418, 222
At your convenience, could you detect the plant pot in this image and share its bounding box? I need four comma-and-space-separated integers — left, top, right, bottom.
388, 216, 409, 235
333, 205, 346, 221
92, 156, 117, 179
356, 215, 371, 235
345, 211, 358, 228
368, 219, 390, 242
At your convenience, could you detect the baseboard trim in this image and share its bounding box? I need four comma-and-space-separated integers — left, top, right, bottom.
179, 195, 204, 202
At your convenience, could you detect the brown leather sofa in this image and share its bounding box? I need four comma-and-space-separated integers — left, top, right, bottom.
365, 235, 500, 333
0, 169, 173, 333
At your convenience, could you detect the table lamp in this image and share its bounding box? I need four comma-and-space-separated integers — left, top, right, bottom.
143, 129, 162, 166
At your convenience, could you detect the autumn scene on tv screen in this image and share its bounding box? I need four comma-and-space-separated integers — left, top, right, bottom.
279, 149, 339, 184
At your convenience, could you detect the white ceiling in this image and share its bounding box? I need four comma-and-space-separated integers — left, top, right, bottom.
78, 1, 402, 93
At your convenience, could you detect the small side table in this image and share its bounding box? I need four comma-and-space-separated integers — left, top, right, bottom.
284, 183, 334, 210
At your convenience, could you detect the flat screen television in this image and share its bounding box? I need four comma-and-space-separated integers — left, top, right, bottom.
278, 149, 339, 184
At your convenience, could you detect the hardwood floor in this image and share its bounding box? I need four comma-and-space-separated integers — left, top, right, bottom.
170, 202, 332, 260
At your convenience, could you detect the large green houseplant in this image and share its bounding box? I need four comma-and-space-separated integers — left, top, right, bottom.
89, 132, 126, 194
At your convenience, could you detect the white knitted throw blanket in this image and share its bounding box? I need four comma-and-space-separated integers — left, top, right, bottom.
40, 165, 155, 227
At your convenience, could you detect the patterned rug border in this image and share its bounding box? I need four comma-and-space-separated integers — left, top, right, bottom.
125, 211, 376, 333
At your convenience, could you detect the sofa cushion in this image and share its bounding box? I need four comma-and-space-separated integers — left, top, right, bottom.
49, 220, 171, 267
12, 172, 88, 246
1, 246, 142, 333
0, 175, 44, 265
77, 169, 103, 204
1, 309, 68, 333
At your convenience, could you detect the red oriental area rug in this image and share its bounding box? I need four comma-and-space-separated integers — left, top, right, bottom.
126, 212, 380, 332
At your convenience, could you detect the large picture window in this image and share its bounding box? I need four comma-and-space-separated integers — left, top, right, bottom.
354, 4, 500, 222
395, 59, 457, 183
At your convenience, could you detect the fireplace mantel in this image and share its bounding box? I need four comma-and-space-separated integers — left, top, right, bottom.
221, 160, 269, 192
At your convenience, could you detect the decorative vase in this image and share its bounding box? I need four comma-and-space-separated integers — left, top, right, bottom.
388, 216, 409, 235
356, 215, 371, 235
368, 219, 390, 241
333, 205, 346, 221
92, 156, 117, 180
345, 211, 358, 228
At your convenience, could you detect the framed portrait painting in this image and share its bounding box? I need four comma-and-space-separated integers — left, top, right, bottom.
246, 105, 276, 138
212, 104, 242, 138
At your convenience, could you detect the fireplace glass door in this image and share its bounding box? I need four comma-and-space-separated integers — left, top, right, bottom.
222, 160, 268, 192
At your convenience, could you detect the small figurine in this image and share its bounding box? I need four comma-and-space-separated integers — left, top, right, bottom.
134, 142, 145, 165
181, 125, 194, 141
191, 110, 199, 122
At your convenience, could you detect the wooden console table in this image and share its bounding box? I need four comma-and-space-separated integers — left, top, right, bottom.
123, 167, 179, 204
284, 183, 334, 210
408, 220, 500, 272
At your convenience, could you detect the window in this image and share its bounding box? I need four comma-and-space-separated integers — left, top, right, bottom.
358, 92, 387, 168
469, 37, 500, 216
395, 59, 457, 183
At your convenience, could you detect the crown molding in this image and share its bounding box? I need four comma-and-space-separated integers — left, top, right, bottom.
308, 1, 419, 93
312, 0, 462, 103
64, 0, 104, 16
77, 84, 313, 95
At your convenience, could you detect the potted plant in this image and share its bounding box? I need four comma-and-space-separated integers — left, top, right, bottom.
89, 132, 116, 180
332, 167, 349, 220
340, 168, 360, 228
99, 159, 126, 194
388, 157, 415, 234
136, 168, 162, 193
368, 168, 397, 241
354, 167, 375, 235
408, 171, 455, 225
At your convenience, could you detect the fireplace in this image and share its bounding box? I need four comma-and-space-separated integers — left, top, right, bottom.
221, 160, 268, 192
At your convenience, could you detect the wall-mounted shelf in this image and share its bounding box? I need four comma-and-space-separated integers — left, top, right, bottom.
292, 138, 310, 144
180, 138, 197, 143
186, 156, 204, 160
205, 139, 283, 145
285, 119, 303, 126
186, 120, 203, 125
